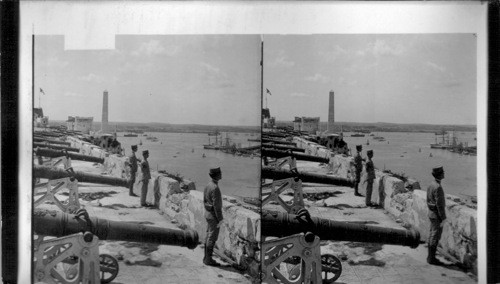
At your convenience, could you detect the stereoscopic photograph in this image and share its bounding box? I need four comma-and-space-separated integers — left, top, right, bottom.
13, 2, 488, 284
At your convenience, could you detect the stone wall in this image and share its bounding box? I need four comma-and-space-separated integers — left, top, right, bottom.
292, 136, 478, 274
67, 136, 260, 276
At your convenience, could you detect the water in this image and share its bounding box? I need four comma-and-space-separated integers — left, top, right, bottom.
343, 132, 477, 199
117, 131, 477, 200
118, 132, 260, 198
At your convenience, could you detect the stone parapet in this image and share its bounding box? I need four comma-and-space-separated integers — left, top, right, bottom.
292, 136, 477, 274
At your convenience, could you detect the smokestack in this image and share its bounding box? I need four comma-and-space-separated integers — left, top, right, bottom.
327, 90, 335, 132
101, 90, 109, 132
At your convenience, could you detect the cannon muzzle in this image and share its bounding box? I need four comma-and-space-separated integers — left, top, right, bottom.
262, 149, 327, 163
262, 210, 420, 248
35, 148, 105, 164
262, 143, 305, 153
34, 165, 129, 188
34, 142, 80, 152
34, 137, 71, 146
261, 138, 297, 146
262, 166, 354, 187
34, 209, 199, 249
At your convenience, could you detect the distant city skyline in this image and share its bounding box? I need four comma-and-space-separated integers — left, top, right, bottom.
34, 35, 261, 126
263, 34, 477, 126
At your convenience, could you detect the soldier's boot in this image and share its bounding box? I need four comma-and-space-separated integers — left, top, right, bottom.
427, 246, 445, 265
354, 183, 362, 196
203, 246, 221, 267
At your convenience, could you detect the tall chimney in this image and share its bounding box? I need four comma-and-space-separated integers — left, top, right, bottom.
327, 90, 335, 132
101, 90, 109, 132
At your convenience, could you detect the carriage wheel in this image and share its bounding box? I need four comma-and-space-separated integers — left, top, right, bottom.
321, 254, 342, 283
99, 254, 119, 283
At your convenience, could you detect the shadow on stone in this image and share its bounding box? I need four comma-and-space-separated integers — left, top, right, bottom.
100, 203, 134, 210
304, 191, 344, 201
327, 203, 354, 210
74, 191, 119, 201
345, 220, 379, 225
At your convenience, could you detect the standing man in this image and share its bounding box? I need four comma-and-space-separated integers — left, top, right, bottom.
427, 166, 446, 265
140, 150, 151, 207
353, 145, 364, 197
365, 150, 376, 206
203, 167, 223, 267
127, 145, 139, 197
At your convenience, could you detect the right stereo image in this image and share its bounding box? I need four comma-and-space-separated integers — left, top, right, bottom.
260, 34, 477, 284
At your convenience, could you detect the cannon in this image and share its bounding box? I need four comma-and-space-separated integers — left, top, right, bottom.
33, 209, 199, 283
262, 143, 305, 153
35, 165, 129, 188
34, 137, 72, 146
262, 209, 420, 248
261, 210, 420, 283
35, 148, 105, 164
34, 142, 80, 152
262, 166, 354, 188
261, 138, 297, 146
262, 149, 328, 163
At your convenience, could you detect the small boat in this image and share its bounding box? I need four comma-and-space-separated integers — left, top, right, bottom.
351, 133, 365, 137
202, 153, 206, 158
124, 133, 138, 137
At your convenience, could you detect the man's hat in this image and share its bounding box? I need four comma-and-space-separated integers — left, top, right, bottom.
209, 167, 221, 177
142, 150, 149, 155
367, 150, 373, 155
356, 145, 362, 151
131, 145, 137, 150
432, 166, 444, 176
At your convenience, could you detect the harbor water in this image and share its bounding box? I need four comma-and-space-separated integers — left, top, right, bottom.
118, 132, 260, 198
343, 132, 477, 199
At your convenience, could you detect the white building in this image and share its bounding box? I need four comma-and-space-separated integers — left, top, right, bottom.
67, 116, 94, 134
293, 117, 320, 133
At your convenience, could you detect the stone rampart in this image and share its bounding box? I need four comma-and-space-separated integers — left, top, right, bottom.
66, 136, 260, 276
292, 136, 477, 274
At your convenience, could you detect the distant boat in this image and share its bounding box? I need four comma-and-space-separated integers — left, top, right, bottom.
124, 133, 138, 137
351, 133, 365, 137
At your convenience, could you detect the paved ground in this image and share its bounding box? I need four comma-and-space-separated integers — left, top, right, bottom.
35, 160, 252, 284
261, 160, 477, 284
35, 159, 476, 283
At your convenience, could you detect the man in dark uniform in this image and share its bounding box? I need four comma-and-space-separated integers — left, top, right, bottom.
140, 150, 151, 207
427, 166, 446, 265
365, 150, 376, 206
353, 145, 364, 197
203, 167, 223, 266
126, 145, 139, 197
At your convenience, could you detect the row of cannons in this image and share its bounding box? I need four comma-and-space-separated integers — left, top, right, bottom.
33, 135, 421, 283
33, 137, 199, 284
261, 137, 421, 284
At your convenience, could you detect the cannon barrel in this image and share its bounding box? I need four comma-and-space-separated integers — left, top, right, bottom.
35, 148, 105, 164
262, 143, 305, 153
262, 166, 354, 187
34, 137, 71, 146
34, 209, 199, 249
34, 165, 129, 188
262, 148, 326, 162
35, 132, 63, 138
262, 210, 420, 248
34, 142, 80, 152
261, 138, 297, 146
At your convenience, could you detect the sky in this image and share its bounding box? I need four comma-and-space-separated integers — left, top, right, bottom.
263, 34, 477, 125
34, 35, 261, 126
